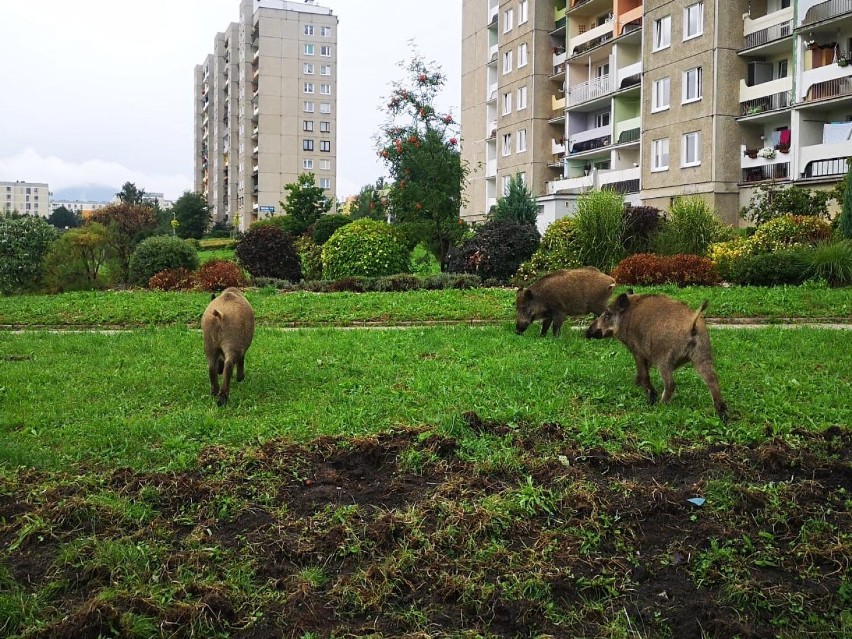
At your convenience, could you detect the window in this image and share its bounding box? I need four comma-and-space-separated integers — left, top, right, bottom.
683, 3, 703, 40
320, 178, 331, 189
320, 140, 331, 152
320, 83, 331, 95
320, 45, 331, 57
504, 8, 514, 32
595, 62, 609, 78
652, 77, 670, 111
517, 86, 528, 110
304, 43, 315, 55
519, 172, 527, 185
651, 138, 670, 171
320, 102, 331, 114
304, 63, 314, 74
303, 120, 314, 131
519, 1, 528, 24
320, 26, 331, 37
503, 50, 513, 74
594, 111, 610, 128
320, 64, 331, 75
304, 24, 314, 36
518, 43, 528, 67
502, 133, 512, 156
683, 67, 703, 102
320, 121, 331, 133
653, 15, 671, 51
303, 139, 314, 151
502, 175, 511, 195
502, 91, 512, 114
303, 101, 315, 112
778, 59, 788, 79
303, 159, 314, 170
682, 131, 701, 166
303, 82, 314, 93
320, 159, 331, 170
517, 128, 527, 152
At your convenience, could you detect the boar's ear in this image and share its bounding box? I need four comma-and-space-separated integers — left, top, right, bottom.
614, 293, 630, 312
523, 288, 534, 301
210, 293, 216, 301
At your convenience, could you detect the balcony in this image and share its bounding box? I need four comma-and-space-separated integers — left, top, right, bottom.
547, 173, 593, 195
600, 167, 641, 193
801, 66, 852, 103
569, 124, 611, 153
616, 61, 642, 90
742, 7, 793, 50
487, 119, 497, 139
488, 1, 498, 26
253, 145, 259, 155
488, 82, 498, 102
251, 126, 259, 139
800, 0, 852, 28
553, 5, 567, 32
739, 76, 793, 114
567, 74, 612, 106
552, 94, 566, 112
615, 116, 641, 144
553, 50, 567, 74
799, 125, 852, 177
618, 5, 643, 37
552, 138, 567, 155
486, 159, 497, 177
489, 42, 498, 61
803, 156, 851, 178
570, 20, 614, 57
741, 145, 792, 183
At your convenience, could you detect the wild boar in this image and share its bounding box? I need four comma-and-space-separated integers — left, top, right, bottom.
202, 287, 255, 406
585, 292, 728, 422
515, 267, 616, 337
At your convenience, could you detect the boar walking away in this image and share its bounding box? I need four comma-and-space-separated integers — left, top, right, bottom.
202, 287, 255, 406
516, 267, 616, 337
585, 292, 728, 422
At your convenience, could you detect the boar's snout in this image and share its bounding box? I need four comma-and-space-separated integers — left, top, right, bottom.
585, 316, 607, 339
515, 320, 530, 335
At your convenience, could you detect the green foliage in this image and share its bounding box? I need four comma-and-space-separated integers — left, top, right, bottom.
87, 203, 159, 283
236, 225, 302, 282
47, 205, 82, 229
612, 253, 721, 287
322, 218, 411, 279
42, 223, 113, 292
116, 181, 148, 205
491, 173, 538, 225
312, 214, 351, 245
411, 242, 442, 276
296, 235, 324, 281
378, 50, 468, 270
727, 250, 808, 286
350, 179, 389, 220
128, 235, 199, 286
797, 240, 852, 287
838, 160, 852, 240
253, 214, 308, 237
740, 183, 832, 226
513, 217, 581, 285
280, 173, 332, 232
749, 215, 832, 253
447, 220, 540, 281
652, 196, 727, 257
0, 215, 58, 294
572, 189, 626, 271
171, 191, 212, 240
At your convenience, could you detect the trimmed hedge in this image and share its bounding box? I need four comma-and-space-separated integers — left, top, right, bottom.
322, 218, 410, 279
612, 253, 721, 287
129, 236, 199, 287
194, 259, 247, 291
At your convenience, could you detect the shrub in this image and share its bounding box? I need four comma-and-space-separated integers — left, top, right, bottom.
148, 268, 196, 291
709, 237, 753, 282
491, 173, 539, 225
797, 240, 852, 287
0, 215, 58, 294
325, 276, 367, 292
727, 250, 808, 286
296, 235, 324, 281
572, 189, 626, 271
253, 215, 309, 237
612, 253, 721, 287
740, 183, 832, 226
447, 220, 540, 281
194, 259, 247, 291
749, 215, 833, 253
622, 205, 663, 254
513, 217, 581, 286
652, 197, 726, 257
371, 274, 422, 291
236, 224, 302, 282
322, 218, 410, 279
41, 223, 112, 293
128, 235, 199, 287
312, 214, 352, 245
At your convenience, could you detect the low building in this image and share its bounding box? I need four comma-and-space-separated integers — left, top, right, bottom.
1, 180, 50, 217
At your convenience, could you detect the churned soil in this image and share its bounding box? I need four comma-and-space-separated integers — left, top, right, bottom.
1, 418, 849, 638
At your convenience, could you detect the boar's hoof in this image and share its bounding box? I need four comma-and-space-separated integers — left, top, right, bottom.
717, 402, 729, 423
646, 388, 658, 405
217, 393, 229, 407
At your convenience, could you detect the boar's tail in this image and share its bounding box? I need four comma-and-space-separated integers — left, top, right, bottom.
690, 300, 709, 335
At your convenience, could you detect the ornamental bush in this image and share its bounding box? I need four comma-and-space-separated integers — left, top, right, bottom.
128, 235, 199, 287
798, 241, 852, 287
622, 205, 663, 254
322, 218, 410, 279
749, 215, 833, 253
652, 197, 727, 257
572, 189, 626, 271
447, 220, 540, 281
296, 235, 324, 281
612, 253, 720, 287
236, 224, 302, 281
0, 215, 58, 294
194, 259, 247, 291
148, 268, 196, 291
252, 215, 309, 238
709, 237, 753, 282
513, 217, 581, 286
726, 250, 808, 286
312, 214, 352, 245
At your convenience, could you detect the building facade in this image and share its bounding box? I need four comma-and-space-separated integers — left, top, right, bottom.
195, 0, 338, 231
461, 0, 852, 230
1, 181, 50, 217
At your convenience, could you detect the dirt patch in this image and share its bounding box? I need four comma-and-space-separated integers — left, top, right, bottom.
1, 421, 849, 638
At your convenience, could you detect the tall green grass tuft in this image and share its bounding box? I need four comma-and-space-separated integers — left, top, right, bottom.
799, 240, 852, 287
572, 189, 626, 272
653, 196, 728, 257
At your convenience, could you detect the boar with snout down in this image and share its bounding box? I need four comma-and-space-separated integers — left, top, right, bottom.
585, 292, 728, 422
202, 287, 255, 406
516, 267, 616, 337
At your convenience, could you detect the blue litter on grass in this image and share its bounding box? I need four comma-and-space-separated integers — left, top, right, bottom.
687, 497, 706, 507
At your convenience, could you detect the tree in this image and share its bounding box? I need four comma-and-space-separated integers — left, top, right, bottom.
43, 222, 114, 291
279, 173, 332, 233
840, 159, 852, 240
171, 191, 212, 239
377, 50, 469, 270
491, 173, 538, 225
47, 205, 82, 229
351, 178, 389, 220
87, 202, 158, 283
0, 216, 58, 294
116, 182, 148, 205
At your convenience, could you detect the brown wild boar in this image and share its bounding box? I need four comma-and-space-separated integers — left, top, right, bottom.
516, 267, 616, 337
202, 287, 255, 406
585, 292, 728, 422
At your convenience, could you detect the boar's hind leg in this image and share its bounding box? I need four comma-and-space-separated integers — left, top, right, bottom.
694, 359, 728, 422
540, 318, 552, 337
550, 314, 567, 338
217, 358, 235, 406
658, 362, 677, 404
236, 354, 246, 382
208, 361, 220, 397
632, 353, 657, 404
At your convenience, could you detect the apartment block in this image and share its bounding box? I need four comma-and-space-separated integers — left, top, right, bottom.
1, 181, 50, 217
195, 0, 338, 231
462, 0, 852, 231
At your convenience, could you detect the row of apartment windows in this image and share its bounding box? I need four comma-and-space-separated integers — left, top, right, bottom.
502, 86, 528, 114
303, 25, 332, 37
650, 131, 701, 172
304, 44, 332, 57
5, 193, 40, 201
502, 1, 529, 33
303, 63, 332, 75
503, 43, 528, 74
303, 120, 332, 133
303, 158, 332, 171
302, 139, 332, 152
303, 101, 332, 113
653, 2, 703, 51
303, 82, 332, 95
5, 186, 42, 194
651, 67, 703, 111
501, 129, 527, 155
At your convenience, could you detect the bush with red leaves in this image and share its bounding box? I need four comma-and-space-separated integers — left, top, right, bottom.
148, 268, 195, 291
612, 253, 720, 287
194, 259, 247, 292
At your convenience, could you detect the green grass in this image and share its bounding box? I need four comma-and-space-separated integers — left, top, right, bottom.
0, 281, 849, 327
1, 325, 848, 471
198, 248, 236, 264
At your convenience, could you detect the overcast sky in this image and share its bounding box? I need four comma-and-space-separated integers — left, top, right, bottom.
0, 0, 461, 202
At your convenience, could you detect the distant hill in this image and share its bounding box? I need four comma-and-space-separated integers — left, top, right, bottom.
52, 186, 118, 202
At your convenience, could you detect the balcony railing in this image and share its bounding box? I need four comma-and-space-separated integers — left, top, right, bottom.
742, 162, 790, 183
805, 76, 852, 102
568, 74, 612, 106
602, 178, 640, 194
617, 128, 640, 144
801, 0, 852, 27
804, 156, 850, 178
569, 134, 611, 153
741, 91, 791, 115
743, 20, 791, 49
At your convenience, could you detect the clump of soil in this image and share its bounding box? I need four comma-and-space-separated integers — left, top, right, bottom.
1, 420, 849, 638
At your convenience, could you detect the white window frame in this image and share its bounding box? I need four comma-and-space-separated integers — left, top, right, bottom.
683, 2, 704, 41
303, 159, 314, 170
651, 77, 670, 112
519, 0, 529, 24
502, 175, 511, 195
320, 177, 331, 189
320, 102, 331, 114
503, 50, 513, 74
502, 91, 512, 115
653, 15, 672, 51
319, 159, 331, 170
502, 133, 512, 156
517, 128, 527, 153
320, 45, 331, 57
320, 26, 331, 37
320, 64, 331, 76
303, 82, 314, 94
303, 63, 314, 74
320, 83, 331, 95
594, 110, 610, 128
304, 24, 314, 36
303, 100, 315, 112
651, 138, 670, 171
682, 66, 703, 103
504, 8, 514, 33
518, 42, 528, 67
517, 86, 528, 110
682, 131, 701, 167
304, 43, 315, 56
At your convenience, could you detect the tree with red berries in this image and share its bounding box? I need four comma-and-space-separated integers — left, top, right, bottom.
377, 51, 469, 270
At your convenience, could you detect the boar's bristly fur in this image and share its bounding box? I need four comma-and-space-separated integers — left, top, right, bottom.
202, 287, 255, 406
585, 292, 728, 422
515, 267, 616, 337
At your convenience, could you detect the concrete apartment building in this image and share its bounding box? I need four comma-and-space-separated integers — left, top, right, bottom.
1, 181, 50, 217
461, 0, 852, 230
195, 0, 338, 231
